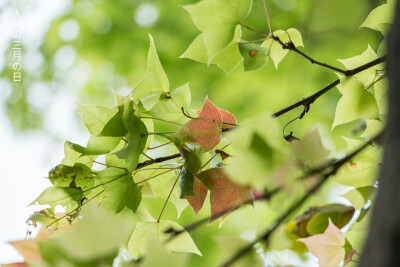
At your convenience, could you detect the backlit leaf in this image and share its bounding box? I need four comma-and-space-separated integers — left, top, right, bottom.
185, 177, 208, 215
96, 168, 141, 213
197, 168, 252, 222
184, 0, 252, 60
299, 219, 345, 267
333, 77, 379, 128
342, 186, 376, 210
131, 34, 169, 110
128, 220, 201, 257
174, 97, 223, 152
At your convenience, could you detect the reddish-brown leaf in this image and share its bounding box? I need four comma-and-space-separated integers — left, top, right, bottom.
175, 97, 223, 152
185, 177, 208, 214
219, 109, 237, 129
197, 168, 252, 222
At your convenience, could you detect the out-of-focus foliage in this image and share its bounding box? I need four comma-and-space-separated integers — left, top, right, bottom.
1, 0, 392, 266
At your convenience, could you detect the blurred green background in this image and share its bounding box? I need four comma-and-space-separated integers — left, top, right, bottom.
0, 0, 384, 265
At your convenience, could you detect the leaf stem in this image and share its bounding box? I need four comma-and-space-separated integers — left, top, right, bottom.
157, 168, 182, 222
200, 144, 230, 170
46, 189, 104, 228
136, 169, 174, 185
262, 0, 273, 35
92, 160, 126, 170
240, 23, 269, 37
148, 141, 173, 150
140, 116, 183, 126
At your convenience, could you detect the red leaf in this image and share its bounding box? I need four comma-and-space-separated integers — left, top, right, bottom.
219, 109, 237, 129
175, 97, 223, 151
185, 177, 208, 214
197, 168, 252, 222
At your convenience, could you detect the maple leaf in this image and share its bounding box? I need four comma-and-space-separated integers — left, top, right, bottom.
8, 228, 49, 264
220, 108, 237, 129
197, 168, 252, 222
174, 97, 236, 152
185, 176, 208, 214
298, 219, 345, 267
175, 97, 222, 151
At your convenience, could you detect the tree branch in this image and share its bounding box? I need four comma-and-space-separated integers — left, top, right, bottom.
136, 153, 181, 169
272, 56, 386, 118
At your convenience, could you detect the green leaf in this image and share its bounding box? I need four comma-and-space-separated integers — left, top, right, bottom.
115, 101, 148, 175
338, 46, 382, 87
179, 167, 196, 198
360, 1, 395, 33
84, 136, 121, 155
342, 187, 376, 210
226, 114, 286, 189
131, 34, 169, 110
148, 83, 191, 121
181, 26, 243, 74
361, 119, 384, 140
62, 141, 94, 168
261, 28, 304, 68
48, 164, 94, 192
54, 203, 131, 261
374, 78, 388, 115
291, 128, 330, 168
333, 138, 380, 187
333, 77, 379, 128
96, 168, 141, 213
184, 0, 252, 60
127, 220, 202, 257
239, 42, 268, 71
30, 187, 82, 209
79, 104, 120, 136
179, 147, 210, 174
140, 238, 189, 267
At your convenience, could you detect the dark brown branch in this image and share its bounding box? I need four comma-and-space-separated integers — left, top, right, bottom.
220, 132, 383, 267
136, 153, 181, 169
272, 56, 386, 118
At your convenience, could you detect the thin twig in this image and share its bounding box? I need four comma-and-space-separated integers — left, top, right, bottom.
272, 56, 386, 118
